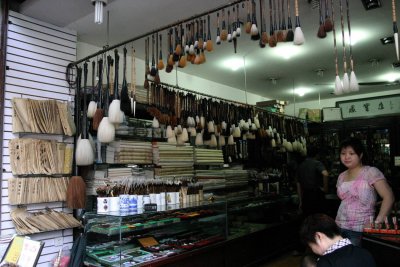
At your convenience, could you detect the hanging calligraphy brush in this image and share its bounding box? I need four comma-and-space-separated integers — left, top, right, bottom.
317, 0, 327, 38
92, 57, 104, 130
346, 0, 358, 91
175, 27, 182, 61
286, 0, 294, 41
393, 0, 399, 61
232, 7, 238, 53
206, 14, 213, 51
216, 13, 221, 45
158, 34, 164, 70
281, 0, 287, 41
276, 0, 284, 42
108, 49, 123, 123
236, 3, 241, 36
251, 0, 260, 40
227, 10, 232, 42
166, 29, 174, 73
179, 25, 188, 67
97, 55, 116, 143
331, 0, 343, 95
120, 47, 131, 115
259, 0, 267, 48
221, 9, 228, 41
150, 34, 157, 76
293, 0, 305, 45
246, 0, 252, 34
144, 38, 149, 89
87, 60, 97, 118
339, 0, 349, 93
324, 0, 333, 32
131, 48, 137, 116
269, 0, 277, 47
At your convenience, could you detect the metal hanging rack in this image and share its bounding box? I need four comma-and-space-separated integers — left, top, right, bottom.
69, 0, 246, 67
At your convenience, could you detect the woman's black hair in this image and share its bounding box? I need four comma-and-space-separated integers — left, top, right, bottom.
339, 137, 367, 163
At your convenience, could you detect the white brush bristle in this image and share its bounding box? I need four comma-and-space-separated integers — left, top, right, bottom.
207, 121, 215, 133
189, 45, 195, 55
228, 135, 234, 145
216, 36, 221, 45
200, 116, 205, 129
152, 117, 160, 128
294, 27, 305, 45
166, 125, 174, 138
233, 127, 241, 138
195, 133, 203, 146
219, 135, 226, 146
342, 73, 350, 93
108, 100, 122, 123
334, 75, 343, 95
236, 27, 241, 36
167, 136, 177, 144
221, 121, 227, 130
350, 71, 359, 92
189, 127, 197, 137
76, 138, 95, 166
251, 24, 258, 36
97, 117, 115, 143
176, 125, 183, 135
210, 135, 217, 147
87, 101, 97, 118
182, 128, 189, 142
254, 117, 260, 128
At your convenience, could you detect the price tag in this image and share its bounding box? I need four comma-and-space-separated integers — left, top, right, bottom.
143, 203, 157, 212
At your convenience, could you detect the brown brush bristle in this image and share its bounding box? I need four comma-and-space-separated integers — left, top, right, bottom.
194, 55, 201, 64
166, 64, 173, 73
261, 32, 269, 44
286, 29, 294, 42
144, 78, 149, 89
198, 40, 204, 49
206, 40, 213, 52
282, 30, 287, 42
200, 51, 206, 63
324, 19, 333, 32
277, 31, 284, 42
221, 30, 228, 41
155, 73, 160, 84
191, 55, 196, 64
92, 108, 104, 130
175, 44, 182, 55
317, 25, 327, 38
168, 54, 174, 66
268, 35, 277, 47
245, 22, 252, 33
157, 60, 164, 70
178, 56, 187, 68
66, 176, 86, 209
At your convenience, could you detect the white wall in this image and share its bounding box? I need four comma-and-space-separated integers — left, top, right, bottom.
77, 42, 269, 105
285, 89, 400, 117
3, 11, 76, 266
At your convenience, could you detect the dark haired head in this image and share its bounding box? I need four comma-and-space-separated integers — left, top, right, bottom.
299, 213, 340, 245
339, 137, 366, 161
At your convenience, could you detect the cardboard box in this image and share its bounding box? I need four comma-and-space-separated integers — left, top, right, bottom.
307, 109, 321, 122
322, 107, 342, 122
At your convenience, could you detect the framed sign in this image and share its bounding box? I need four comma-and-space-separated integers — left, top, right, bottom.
336, 94, 400, 119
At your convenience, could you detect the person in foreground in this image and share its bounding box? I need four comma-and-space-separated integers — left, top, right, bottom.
336, 137, 395, 246
300, 213, 376, 267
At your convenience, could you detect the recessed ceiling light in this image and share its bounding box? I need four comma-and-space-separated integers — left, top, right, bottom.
293, 87, 312, 97
271, 44, 302, 60
380, 72, 400, 82
221, 58, 244, 71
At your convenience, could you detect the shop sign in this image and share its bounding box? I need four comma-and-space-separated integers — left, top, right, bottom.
336, 94, 400, 119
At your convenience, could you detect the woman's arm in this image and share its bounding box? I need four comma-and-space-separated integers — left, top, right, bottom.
374, 179, 395, 223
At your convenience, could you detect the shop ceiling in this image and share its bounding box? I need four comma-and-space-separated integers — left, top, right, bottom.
11, 0, 400, 103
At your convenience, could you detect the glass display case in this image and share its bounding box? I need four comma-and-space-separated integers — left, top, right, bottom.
83, 201, 227, 267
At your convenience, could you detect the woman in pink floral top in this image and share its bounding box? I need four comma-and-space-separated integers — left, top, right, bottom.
336, 138, 394, 246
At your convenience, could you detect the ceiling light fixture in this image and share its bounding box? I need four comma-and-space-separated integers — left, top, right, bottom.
92, 0, 107, 24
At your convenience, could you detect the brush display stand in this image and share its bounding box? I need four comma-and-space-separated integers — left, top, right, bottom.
83, 200, 227, 267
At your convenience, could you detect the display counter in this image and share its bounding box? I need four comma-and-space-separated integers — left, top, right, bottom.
362, 233, 400, 266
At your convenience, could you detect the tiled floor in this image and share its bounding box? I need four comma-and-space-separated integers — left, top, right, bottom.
259, 252, 303, 267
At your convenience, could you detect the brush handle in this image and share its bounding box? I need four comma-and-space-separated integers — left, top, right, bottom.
97, 58, 103, 108
131, 47, 136, 94
339, 0, 347, 73
331, 0, 339, 76
295, 0, 299, 17
287, 0, 292, 29
393, 0, 397, 23
346, 0, 354, 70
208, 14, 212, 40
105, 55, 112, 115
281, 0, 286, 29
75, 67, 82, 140
92, 60, 96, 99
152, 34, 155, 66
159, 34, 163, 60
114, 49, 119, 100
82, 62, 88, 139
325, 0, 329, 18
